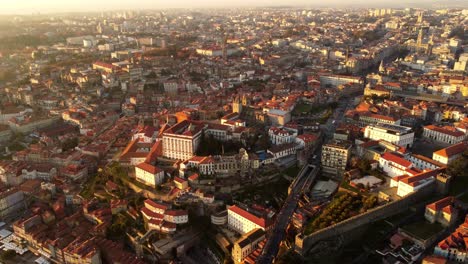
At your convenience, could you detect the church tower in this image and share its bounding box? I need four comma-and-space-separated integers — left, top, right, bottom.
417, 11, 424, 24
242, 94, 249, 106
379, 60, 385, 73
232, 96, 242, 113
417, 28, 424, 45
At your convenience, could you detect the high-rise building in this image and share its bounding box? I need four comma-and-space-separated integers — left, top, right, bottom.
321, 140, 351, 176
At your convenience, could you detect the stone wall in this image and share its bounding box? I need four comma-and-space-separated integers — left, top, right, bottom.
295, 183, 435, 255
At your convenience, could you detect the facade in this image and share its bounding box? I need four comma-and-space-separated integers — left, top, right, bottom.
0, 188, 24, 219
357, 113, 400, 128
364, 123, 415, 148
423, 125, 466, 145
408, 154, 445, 171
321, 140, 351, 176
425, 196, 457, 227
163, 210, 189, 224
227, 205, 270, 234
132, 125, 157, 143
432, 142, 468, 165
211, 211, 228, 226
390, 169, 440, 197
135, 162, 164, 188
232, 228, 266, 264
180, 149, 259, 176
379, 152, 418, 178
162, 120, 203, 160
268, 127, 295, 145
433, 215, 468, 262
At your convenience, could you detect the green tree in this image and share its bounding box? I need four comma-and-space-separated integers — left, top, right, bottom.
0, 250, 16, 261
447, 155, 468, 178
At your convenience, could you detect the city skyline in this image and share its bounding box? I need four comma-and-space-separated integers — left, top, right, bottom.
1, 0, 468, 14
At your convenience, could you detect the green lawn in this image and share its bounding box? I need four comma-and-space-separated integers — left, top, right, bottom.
401, 221, 444, 240
293, 102, 314, 115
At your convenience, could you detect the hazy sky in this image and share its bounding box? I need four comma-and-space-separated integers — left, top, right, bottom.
0, 0, 466, 14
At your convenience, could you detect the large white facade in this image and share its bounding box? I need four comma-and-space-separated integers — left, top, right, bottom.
135, 163, 164, 188
364, 123, 414, 148
227, 205, 267, 235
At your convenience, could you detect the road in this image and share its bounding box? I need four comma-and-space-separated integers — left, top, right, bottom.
321, 97, 352, 141
257, 164, 319, 264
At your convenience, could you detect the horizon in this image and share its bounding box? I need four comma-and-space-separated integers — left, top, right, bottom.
2, 0, 468, 15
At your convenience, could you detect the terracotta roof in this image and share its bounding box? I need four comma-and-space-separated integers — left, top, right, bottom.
424, 125, 465, 137
433, 141, 467, 158
136, 162, 162, 174
427, 196, 455, 212
381, 152, 412, 168
228, 205, 267, 228
144, 199, 168, 211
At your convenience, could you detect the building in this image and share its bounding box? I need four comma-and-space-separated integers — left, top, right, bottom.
318, 73, 363, 88
0, 188, 24, 219
364, 123, 415, 148
162, 120, 203, 160
132, 125, 158, 143
390, 169, 441, 197
227, 205, 271, 234
211, 210, 228, 226
268, 127, 295, 145
433, 215, 468, 262
379, 152, 418, 178
135, 162, 164, 188
321, 140, 351, 176
357, 113, 401, 128
432, 142, 468, 165
163, 210, 189, 224
423, 125, 466, 145
425, 196, 458, 227
232, 228, 266, 264
408, 154, 445, 171
180, 149, 259, 177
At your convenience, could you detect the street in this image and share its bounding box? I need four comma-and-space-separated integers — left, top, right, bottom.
257, 164, 319, 264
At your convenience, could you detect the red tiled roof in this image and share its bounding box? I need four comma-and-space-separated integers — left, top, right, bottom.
228, 205, 267, 228
424, 125, 465, 137
381, 152, 412, 168
427, 196, 455, 212
144, 199, 168, 211
141, 207, 164, 220
433, 141, 468, 158
165, 210, 188, 216
136, 162, 162, 174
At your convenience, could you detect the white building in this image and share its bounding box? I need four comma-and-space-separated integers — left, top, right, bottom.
407, 154, 444, 171
379, 152, 419, 178
390, 169, 440, 197
163, 210, 189, 224
135, 163, 164, 188
132, 125, 157, 143
364, 123, 415, 148
423, 125, 466, 144
432, 142, 468, 165
227, 205, 270, 234
162, 120, 203, 161
268, 127, 295, 145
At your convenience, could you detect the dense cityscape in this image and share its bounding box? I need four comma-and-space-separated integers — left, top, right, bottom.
0, 3, 467, 264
